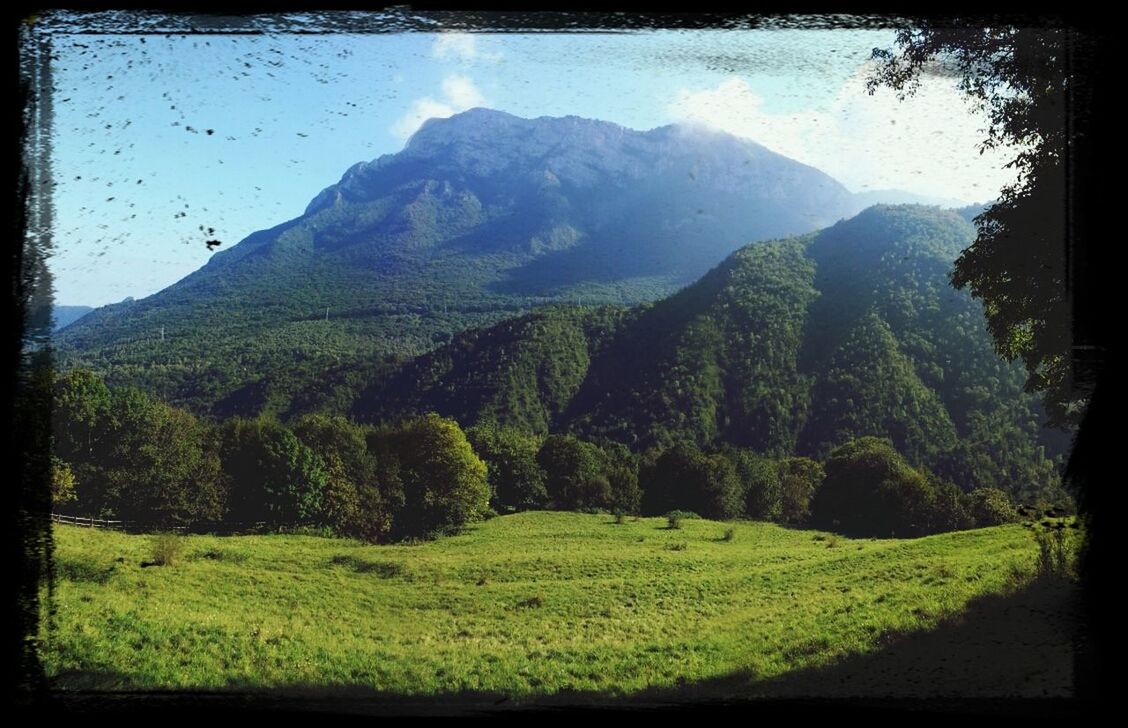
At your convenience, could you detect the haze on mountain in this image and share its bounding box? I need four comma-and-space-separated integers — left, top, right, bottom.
52, 305, 94, 332
56, 108, 873, 408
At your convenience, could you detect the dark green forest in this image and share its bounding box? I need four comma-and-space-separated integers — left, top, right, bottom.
51, 368, 1054, 543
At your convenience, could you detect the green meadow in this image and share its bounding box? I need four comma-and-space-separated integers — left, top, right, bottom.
43, 512, 1071, 700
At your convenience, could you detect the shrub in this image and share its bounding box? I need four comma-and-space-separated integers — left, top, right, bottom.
667, 542, 688, 551
665, 510, 699, 529
1031, 518, 1076, 579
967, 488, 1018, 527
150, 532, 184, 566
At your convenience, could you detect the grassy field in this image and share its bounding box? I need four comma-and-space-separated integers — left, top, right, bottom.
42, 512, 1074, 701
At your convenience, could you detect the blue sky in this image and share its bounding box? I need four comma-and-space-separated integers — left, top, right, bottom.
37, 22, 1019, 307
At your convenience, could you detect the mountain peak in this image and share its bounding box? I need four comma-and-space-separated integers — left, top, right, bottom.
406, 107, 524, 149
406, 108, 631, 151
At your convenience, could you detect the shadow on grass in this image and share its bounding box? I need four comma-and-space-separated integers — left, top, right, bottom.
328, 554, 408, 578
41, 576, 1083, 716
54, 557, 120, 584
644, 573, 1081, 703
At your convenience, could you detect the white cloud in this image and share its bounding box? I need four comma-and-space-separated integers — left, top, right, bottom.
441, 74, 486, 109
432, 32, 503, 64
667, 65, 1023, 204
390, 74, 488, 142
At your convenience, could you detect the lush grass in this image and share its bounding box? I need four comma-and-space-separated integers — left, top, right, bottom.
42, 512, 1057, 699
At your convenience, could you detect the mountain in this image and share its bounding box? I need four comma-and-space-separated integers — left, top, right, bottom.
54, 108, 861, 412
52, 305, 94, 332
335, 205, 1066, 504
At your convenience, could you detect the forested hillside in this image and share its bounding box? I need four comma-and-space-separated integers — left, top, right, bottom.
344, 206, 1067, 503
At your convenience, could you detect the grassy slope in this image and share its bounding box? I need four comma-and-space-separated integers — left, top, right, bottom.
43, 512, 1069, 699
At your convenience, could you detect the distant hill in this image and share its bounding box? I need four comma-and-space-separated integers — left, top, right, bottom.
55, 108, 864, 411
846, 189, 969, 213
337, 205, 1066, 504
52, 305, 94, 332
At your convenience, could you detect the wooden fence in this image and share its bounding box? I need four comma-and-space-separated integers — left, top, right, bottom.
51, 513, 128, 530
51, 513, 275, 535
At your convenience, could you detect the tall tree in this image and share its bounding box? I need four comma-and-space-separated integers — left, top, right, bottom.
466, 424, 548, 511
110, 400, 227, 528
292, 414, 391, 541
536, 434, 604, 511
640, 444, 743, 521
812, 436, 937, 538
219, 417, 327, 526
388, 414, 490, 539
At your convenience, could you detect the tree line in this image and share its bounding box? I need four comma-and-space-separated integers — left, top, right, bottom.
52, 370, 1046, 542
